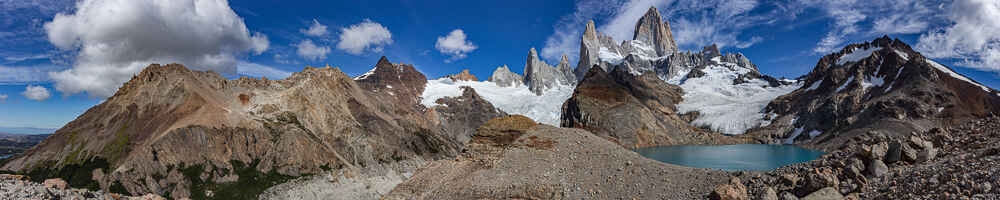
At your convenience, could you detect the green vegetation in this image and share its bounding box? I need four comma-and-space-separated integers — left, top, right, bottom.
101, 125, 132, 164
179, 159, 298, 200
24, 157, 110, 191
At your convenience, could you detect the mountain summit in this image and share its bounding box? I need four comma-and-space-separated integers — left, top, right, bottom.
752, 36, 1000, 150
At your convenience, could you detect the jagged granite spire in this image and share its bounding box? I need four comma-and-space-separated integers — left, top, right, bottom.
524, 48, 568, 95
576, 20, 600, 81
557, 54, 576, 84
488, 64, 523, 87
633, 6, 678, 57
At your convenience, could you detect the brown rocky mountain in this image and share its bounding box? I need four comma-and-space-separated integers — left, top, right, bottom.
0, 57, 503, 199
441, 69, 479, 82
561, 65, 754, 148
750, 36, 1000, 151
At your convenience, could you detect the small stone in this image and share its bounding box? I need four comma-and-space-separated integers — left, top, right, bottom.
779, 191, 799, 200
801, 187, 843, 200
760, 187, 779, 200
867, 160, 888, 177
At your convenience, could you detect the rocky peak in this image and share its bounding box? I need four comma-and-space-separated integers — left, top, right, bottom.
633, 6, 679, 57
702, 44, 721, 58
444, 69, 479, 82
523, 48, 570, 95
354, 56, 428, 105
557, 54, 577, 84
488, 65, 523, 87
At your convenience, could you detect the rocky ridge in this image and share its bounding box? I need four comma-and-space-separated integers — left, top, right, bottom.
0, 57, 504, 199
753, 36, 1000, 151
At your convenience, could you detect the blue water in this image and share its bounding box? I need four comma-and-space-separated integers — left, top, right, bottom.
634, 144, 825, 171
0, 154, 10, 159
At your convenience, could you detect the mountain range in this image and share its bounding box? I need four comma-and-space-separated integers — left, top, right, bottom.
2, 6, 998, 200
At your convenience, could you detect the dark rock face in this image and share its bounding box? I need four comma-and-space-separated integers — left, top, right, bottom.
560, 65, 753, 148
487, 65, 523, 87
431, 86, 508, 146
752, 36, 1000, 151
0, 57, 499, 199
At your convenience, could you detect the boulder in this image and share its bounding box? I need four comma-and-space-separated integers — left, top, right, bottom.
901, 143, 919, 162
867, 160, 889, 177
800, 187, 843, 200
885, 140, 903, 164
845, 157, 865, 178
917, 147, 937, 162
710, 177, 748, 200
780, 191, 800, 200
800, 168, 839, 197
43, 178, 67, 190
760, 187, 779, 200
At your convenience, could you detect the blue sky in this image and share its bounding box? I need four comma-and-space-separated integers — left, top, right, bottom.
1, 0, 999, 133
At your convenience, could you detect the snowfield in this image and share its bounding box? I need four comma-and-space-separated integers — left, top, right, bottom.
673, 60, 802, 135
420, 78, 574, 126
926, 59, 991, 92
837, 47, 882, 65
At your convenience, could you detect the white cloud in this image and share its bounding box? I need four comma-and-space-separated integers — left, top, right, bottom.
336, 19, 392, 55
43, 0, 270, 98
540, 0, 770, 63
0, 65, 57, 84
237, 62, 291, 80
0, 94, 7, 102
300, 19, 328, 37
21, 85, 50, 101
917, 0, 1000, 71
435, 29, 478, 63
296, 39, 331, 60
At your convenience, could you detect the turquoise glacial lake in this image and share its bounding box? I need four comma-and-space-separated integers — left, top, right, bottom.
634, 144, 825, 171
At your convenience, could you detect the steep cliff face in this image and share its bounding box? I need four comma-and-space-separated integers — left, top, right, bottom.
524, 48, 573, 95
751, 36, 1000, 150
632, 6, 679, 57
487, 65, 523, 87
561, 66, 754, 148
1, 58, 502, 199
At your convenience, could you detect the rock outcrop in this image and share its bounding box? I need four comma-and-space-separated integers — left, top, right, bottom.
561, 65, 754, 148
751, 36, 1000, 151
632, 6, 678, 57
487, 65, 523, 87
556, 54, 576, 84
0, 57, 503, 199
443, 69, 478, 82
524, 48, 572, 95
575, 20, 625, 80
382, 116, 733, 199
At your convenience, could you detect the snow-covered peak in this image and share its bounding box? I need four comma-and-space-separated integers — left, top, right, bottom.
421, 78, 573, 125
353, 66, 377, 80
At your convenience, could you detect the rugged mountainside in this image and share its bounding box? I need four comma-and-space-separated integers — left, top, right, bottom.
0, 57, 503, 199
751, 36, 1000, 151
487, 65, 523, 87
561, 66, 754, 148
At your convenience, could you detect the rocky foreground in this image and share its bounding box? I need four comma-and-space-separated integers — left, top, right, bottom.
384, 115, 731, 199
712, 115, 1000, 200
0, 174, 166, 200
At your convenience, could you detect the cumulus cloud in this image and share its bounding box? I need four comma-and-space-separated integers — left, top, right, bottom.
237, 62, 291, 79
21, 85, 50, 101
916, 0, 1000, 71
435, 29, 478, 63
803, 0, 942, 53
43, 0, 270, 97
296, 39, 331, 60
300, 19, 328, 37
336, 19, 393, 55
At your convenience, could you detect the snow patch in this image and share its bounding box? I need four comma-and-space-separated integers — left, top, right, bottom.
861, 76, 884, 89
354, 66, 377, 80
837, 47, 882, 65
675, 64, 802, 135
808, 130, 822, 139
420, 78, 573, 126
784, 127, 804, 144
895, 50, 909, 61
926, 59, 991, 92
598, 47, 624, 65
805, 79, 823, 91
836, 76, 854, 93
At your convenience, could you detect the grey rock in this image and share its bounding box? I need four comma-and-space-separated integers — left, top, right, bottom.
488, 65, 523, 87
780, 191, 800, 200
556, 54, 576, 85
885, 140, 903, 164
524, 48, 570, 95
632, 6, 678, 57
801, 187, 843, 200
761, 187, 779, 200
867, 160, 889, 177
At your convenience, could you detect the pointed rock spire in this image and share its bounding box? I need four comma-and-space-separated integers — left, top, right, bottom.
576, 20, 602, 81
633, 6, 678, 57
489, 64, 523, 87
557, 54, 576, 84
524, 48, 564, 95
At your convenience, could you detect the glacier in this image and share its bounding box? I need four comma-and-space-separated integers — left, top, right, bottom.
420, 78, 574, 126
